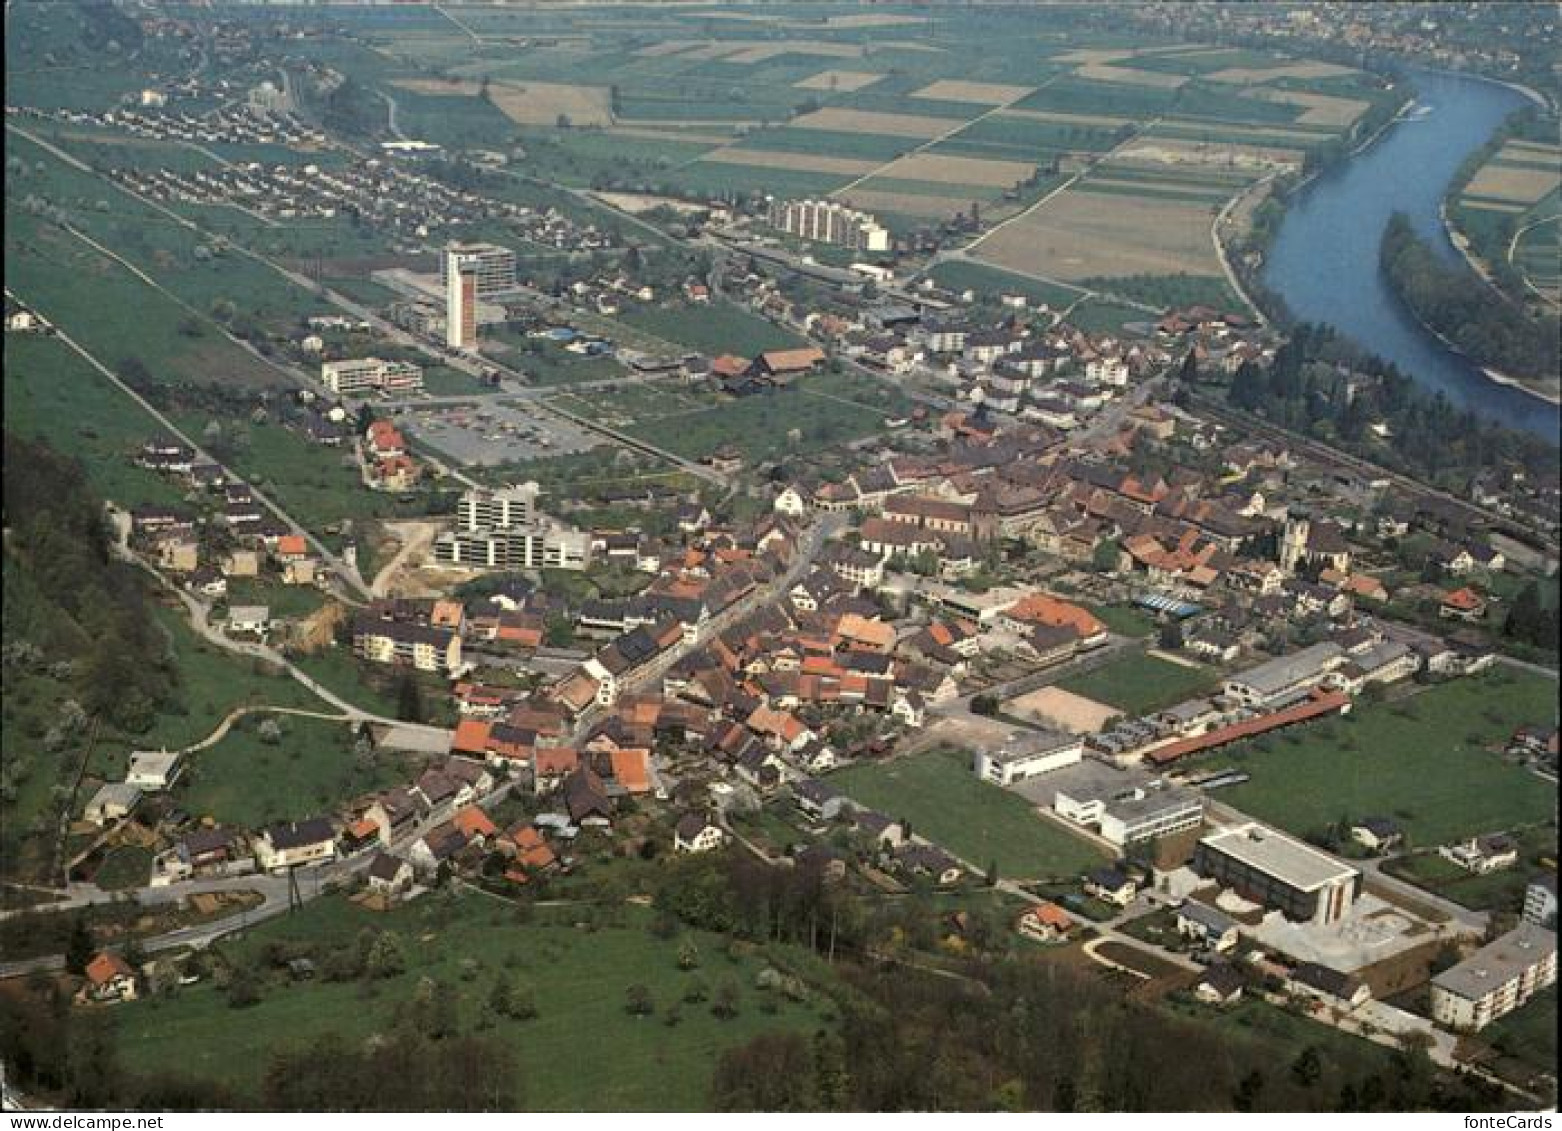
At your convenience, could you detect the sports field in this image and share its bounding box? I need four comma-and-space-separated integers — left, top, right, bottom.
831, 748, 1108, 880
1055, 652, 1219, 716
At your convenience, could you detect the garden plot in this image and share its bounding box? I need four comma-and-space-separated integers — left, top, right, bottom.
1113, 138, 1303, 173
1075, 63, 1189, 89
1464, 163, 1559, 207
1249, 87, 1367, 127
1006, 687, 1121, 735
834, 187, 977, 219
701, 148, 881, 176
1206, 61, 1357, 84
390, 78, 614, 127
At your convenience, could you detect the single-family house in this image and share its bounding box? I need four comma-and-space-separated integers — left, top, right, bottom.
1176, 900, 1240, 953
1194, 964, 1246, 1006
366, 852, 414, 897
674, 813, 726, 853
1350, 816, 1403, 854
83, 951, 138, 1004
1084, 866, 1137, 907
254, 817, 337, 872
1288, 962, 1371, 1010
1016, 902, 1074, 943
83, 782, 142, 826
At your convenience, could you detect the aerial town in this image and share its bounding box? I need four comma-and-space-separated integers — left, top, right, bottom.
1, 0, 1557, 1117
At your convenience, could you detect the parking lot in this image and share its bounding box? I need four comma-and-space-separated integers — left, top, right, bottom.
395, 399, 604, 467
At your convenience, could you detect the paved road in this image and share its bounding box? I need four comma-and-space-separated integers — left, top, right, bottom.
4, 276, 371, 602
109, 518, 449, 738
0, 775, 525, 979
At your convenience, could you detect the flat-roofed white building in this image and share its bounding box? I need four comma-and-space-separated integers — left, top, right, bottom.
457, 483, 541, 530
433, 526, 591, 571
1194, 822, 1361, 926
321, 358, 424, 397
974, 728, 1083, 786
1431, 922, 1556, 1032
1051, 761, 1204, 847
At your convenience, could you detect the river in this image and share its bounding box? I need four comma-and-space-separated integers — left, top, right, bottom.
1261, 66, 1558, 440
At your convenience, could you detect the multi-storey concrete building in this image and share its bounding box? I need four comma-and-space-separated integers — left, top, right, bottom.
436, 484, 590, 571
434, 527, 591, 571
1431, 922, 1556, 1031
1194, 823, 1361, 926
320, 357, 424, 397
438, 242, 518, 296
445, 256, 478, 349
457, 483, 541, 530
768, 198, 889, 252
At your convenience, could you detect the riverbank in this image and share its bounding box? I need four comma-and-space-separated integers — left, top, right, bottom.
1380, 214, 1561, 407
1259, 65, 1554, 437
1214, 85, 1416, 329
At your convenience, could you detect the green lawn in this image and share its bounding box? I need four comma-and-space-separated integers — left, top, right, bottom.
1065, 297, 1153, 334
5, 133, 293, 390
1198, 671, 1559, 845
224, 578, 328, 623
287, 649, 405, 720
1087, 603, 1158, 639
4, 335, 188, 509
176, 715, 406, 828
928, 260, 1086, 309
830, 748, 1108, 880
1482, 988, 1557, 1085
1381, 827, 1557, 912
110, 605, 326, 761
91, 846, 152, 891
171, 411, 405, 537
1057, 651, 1218, 715
113, 893, 836, 1110
615, 300, 807, 358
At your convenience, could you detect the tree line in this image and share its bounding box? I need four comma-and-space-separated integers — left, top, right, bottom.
1220, 323, 1556, 491
1380, 212, 1559, 383
709, 959, 1510, 1112
3, 432, 180, 731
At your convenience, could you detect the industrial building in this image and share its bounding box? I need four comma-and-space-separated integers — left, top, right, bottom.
1193, 822, 1361, 926
1220, 641, 1347, 709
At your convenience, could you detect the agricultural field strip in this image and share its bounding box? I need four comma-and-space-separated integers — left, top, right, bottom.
963, 102, 1177, 276
828, 71, 1066, 199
